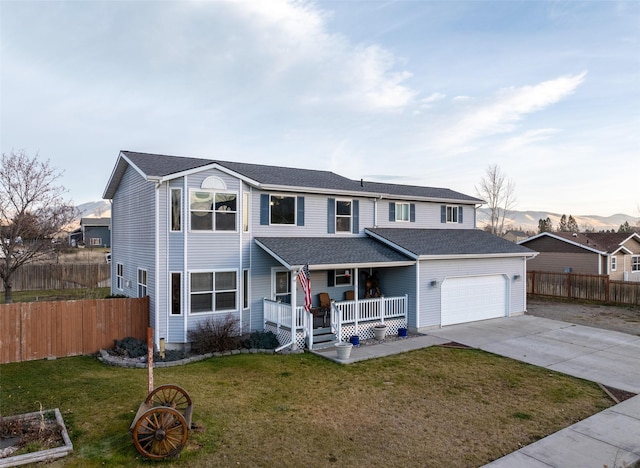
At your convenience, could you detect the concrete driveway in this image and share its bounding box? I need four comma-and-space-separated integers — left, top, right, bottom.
428, 315, 640, 467
430, 315, 640, 393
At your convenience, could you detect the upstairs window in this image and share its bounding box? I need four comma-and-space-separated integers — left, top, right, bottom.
270, 195, 296, 225
190, 190, 237, 231
170, 188, 182, 232
336, 200, 352, 232
632, 256, 640, 272
446, 205, 459, 223
396, 203, 410, 222
611, 256, 617, 272
441, 205, 463, 224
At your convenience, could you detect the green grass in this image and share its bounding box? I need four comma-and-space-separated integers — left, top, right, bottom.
0, 348, 613, 467
0, 287, 111, 303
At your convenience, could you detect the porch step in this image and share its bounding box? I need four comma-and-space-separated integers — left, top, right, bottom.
312, 328, 338, 350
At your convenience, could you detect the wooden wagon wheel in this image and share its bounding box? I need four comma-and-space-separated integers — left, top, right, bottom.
145, 384, 192, 415
132, 407, 188, 459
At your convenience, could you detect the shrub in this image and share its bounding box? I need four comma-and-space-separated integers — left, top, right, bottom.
189, 314, 241, 354
113, 337, 147, 358
242, 330, 279, 350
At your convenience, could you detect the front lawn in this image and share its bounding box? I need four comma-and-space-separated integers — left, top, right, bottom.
0, 347, 612, 467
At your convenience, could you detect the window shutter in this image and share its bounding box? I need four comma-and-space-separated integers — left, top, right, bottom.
297, 196, 305, 226
260, 194, 269, 225
441, 205, 446, 223
352, 200, 359, 233
410, 203, 416, 223
389, 203, 395, 222
458, 206, 463, 224
328, 271, 334, 287
327, 198, 335, 233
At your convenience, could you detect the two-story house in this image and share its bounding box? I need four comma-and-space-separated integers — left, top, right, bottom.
103, 151, 534, 351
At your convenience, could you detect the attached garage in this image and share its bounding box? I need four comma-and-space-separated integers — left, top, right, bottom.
441, 274, 507, 326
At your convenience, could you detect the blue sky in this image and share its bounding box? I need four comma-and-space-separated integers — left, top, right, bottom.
1, 0, 638, 216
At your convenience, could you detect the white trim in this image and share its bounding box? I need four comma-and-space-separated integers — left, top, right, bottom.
169, 271, 183, 316
188, 269, 239, 315
183, 177, 188, 341
154, 183, 160, 347
137, 268, 148, 298
611, 256, 617, 272
169, 187, 183, 233
268, 193, 297, 226
395, 202, 410, 222
188, 188, 239, 233
335, 198, 353, 233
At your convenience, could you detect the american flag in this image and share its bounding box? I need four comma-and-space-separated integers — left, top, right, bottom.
298, 263, 312, 311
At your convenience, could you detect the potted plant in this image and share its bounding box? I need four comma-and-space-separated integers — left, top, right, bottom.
335, 342, 353, 360
373, 323, 387, 341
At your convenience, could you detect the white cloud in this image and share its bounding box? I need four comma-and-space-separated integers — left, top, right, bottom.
497, 128, 560, 152
434, 72, 587, 153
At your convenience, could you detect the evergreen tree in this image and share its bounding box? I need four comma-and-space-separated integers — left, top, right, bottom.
618, 221, 632, 233
558, 214, 568, 232
567, 215, 579, 233
538, 217, 553, 233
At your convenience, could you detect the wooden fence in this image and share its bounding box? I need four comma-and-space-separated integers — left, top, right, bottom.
0, 296, 148, 364
527, 271, 640, 306
0, 263, 111, 292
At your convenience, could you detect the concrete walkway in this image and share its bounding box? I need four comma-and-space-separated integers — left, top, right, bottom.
312, 315, 640, 467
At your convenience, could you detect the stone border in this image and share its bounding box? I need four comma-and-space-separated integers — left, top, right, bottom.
98, 347, 303, 368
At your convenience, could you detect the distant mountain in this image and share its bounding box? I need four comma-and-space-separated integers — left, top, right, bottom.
76, 201, 111, 219
477, 208, 639, 234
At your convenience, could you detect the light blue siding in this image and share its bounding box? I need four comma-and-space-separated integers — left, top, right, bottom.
418, 257, 525, 329
376, 201, 477, 229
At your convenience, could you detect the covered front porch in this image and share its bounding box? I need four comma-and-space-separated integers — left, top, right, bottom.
264, 294, 408, 350
254, 236, 415, 351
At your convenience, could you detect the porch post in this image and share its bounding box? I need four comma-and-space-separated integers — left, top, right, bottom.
354, 267, 359, 334
291, 269, 298, 348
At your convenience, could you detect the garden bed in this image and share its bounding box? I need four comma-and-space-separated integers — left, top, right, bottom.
0, 408, 73, 467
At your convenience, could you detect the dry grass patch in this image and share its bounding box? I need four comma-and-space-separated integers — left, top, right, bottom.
0, 347, 612, 467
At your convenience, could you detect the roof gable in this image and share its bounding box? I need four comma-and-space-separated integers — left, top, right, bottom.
519, 232, 640, 255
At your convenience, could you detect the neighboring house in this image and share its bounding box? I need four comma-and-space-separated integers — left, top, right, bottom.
68, 217, 111, 247
519, 232, 640, 281
503, 230, 528, 243
103, 151, 535, 350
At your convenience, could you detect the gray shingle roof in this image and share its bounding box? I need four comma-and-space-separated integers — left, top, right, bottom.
255, 237, 414, 269
367, 228, 534, 258
361, 181, 482, 203
105, 151, 479, 203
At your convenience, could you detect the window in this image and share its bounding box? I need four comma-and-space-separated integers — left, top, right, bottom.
611, 256, 617, 272
243, 269, 250, 309
190, 271, 237, 313
171, 188, 182, 232
190, 190, 237, 231
116, 263, 124, 290
446, 205, 459, 223
441, 205, 463, 224
334, 269, 353, 286
90, 237, 102, 246
270, 195, 295, 225
336, 200, 352, 232
633, 256, 640, 272
171, 272, 181, 315
243, 192, 249, 232
395, 203, 410, 222
138, 269, 147, 297
274, 270, 291, 303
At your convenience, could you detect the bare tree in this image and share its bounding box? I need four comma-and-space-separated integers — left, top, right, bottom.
475, 164, 517, 236
0, 150, 78, 303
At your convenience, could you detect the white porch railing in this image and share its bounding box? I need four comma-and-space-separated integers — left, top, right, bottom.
265, 295, 408, 350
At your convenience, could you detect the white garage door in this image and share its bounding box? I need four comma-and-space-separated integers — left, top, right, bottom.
441, 275, 507, 326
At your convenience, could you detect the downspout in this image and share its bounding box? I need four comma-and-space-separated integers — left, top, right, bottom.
183, 177, 188, 343
154, 181, 160, 348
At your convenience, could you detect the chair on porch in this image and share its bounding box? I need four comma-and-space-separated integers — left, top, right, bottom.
316, 292, 331, 327
344, 290, 355, 301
